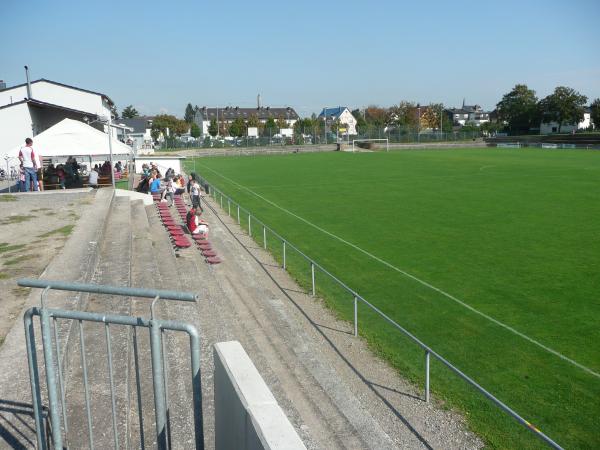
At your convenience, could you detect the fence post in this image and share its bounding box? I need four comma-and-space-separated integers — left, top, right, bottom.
220, 193, 223, 209
150, 321, 168, 449
228, 199, 230, 216
283, 241, 286, 269
237, 205, 240, 224
354, 296, 358, 337
263, 226, 267, 249
248, 214, 252, 237
40, 308, 64, 450
425, 350, 430, 403
311, 263, 315, 297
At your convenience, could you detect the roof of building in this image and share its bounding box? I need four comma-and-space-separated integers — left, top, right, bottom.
318, 107, 348, 118
196, 107, 299, 121
0, 78, 115, 106
115, 117, 154, 133
0, 98, 101, 119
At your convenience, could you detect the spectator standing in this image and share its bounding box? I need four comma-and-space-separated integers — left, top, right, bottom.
18, 138, 39, 192
190, 178, 202, 210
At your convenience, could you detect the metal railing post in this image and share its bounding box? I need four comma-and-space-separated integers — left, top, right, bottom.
425, 350, 430, 403
354, 296, 358, 337
248, 214, 252, 237
78, 319, 94, 448
24, 309, 47, 450
263, 226, 267, 249
150, 320, 168, 449
228, 199, 231, 216
237, 205, 240, 224
220, 193, 223, 209
311, 263, 315, 297
39, 307, 64, 449
283, 241, 286, 269
105, 323, 119, 449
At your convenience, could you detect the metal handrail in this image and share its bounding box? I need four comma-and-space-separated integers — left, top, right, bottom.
18, 278, 198, 302
200, 178, 563, 450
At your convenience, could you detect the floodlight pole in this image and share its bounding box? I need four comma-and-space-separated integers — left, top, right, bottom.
107, 116, 115, 189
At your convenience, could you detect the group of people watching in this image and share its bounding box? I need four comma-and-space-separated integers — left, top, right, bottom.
136, 163, 209, 236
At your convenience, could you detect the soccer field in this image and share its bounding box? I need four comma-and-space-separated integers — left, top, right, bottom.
185, 148, 600, 449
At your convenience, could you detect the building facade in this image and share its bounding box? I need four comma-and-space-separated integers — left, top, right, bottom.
318, 107, 357, 135
194, 106, 299, 137
0, 79, 115, 157
446, 100, 490, 127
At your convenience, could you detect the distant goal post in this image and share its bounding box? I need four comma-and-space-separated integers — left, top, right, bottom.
351, 138, 389, 152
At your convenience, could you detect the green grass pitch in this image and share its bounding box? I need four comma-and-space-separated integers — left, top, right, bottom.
185, 148, 600, 449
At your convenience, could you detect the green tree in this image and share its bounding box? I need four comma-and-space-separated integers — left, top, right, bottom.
364, 105, 389, 127
588, 98, 600, 130
110, 105, 119, 119
122, 105, 139, 119
351, 109, 367, 131
151, 114, 188, 137
247, 114, 260, 127
229, 118, 246, 137
184, 103, 195, 124
389, 101, 417, 129
190, 123, 201, 138
263, 117, 277, 136
276, 116, 288, 130
539, 86, 588, 133
496, 84, 539, 135
208, 119, 218, 137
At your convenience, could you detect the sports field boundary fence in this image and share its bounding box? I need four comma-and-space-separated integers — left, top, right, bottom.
197, 175, 564, 450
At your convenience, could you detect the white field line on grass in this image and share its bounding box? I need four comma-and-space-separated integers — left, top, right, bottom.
199, 163, 600, 379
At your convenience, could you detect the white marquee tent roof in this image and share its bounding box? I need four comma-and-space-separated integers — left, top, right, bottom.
6, 118, 132, 159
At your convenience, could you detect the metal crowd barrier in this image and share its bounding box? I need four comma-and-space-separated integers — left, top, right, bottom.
198, 177, 563, 450
19, 278, 203, 450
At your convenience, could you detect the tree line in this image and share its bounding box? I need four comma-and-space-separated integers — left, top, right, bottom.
112, 86, 600, 140
497, 85, 598, 134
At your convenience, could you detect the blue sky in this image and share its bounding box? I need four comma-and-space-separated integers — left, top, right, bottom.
2, 0, 599, 118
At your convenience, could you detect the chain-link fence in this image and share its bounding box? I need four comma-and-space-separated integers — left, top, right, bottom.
158, 127, 482, 151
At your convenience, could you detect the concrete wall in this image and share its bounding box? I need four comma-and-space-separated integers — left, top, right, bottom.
214, 341, 306, 450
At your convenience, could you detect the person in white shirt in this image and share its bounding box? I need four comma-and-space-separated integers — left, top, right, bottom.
88, 168, 99, 188
18, 138, 39, 192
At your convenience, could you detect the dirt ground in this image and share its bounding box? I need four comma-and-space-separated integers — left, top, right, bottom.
0, 190, 94, 345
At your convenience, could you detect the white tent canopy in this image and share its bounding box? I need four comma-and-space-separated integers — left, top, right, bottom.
5, 118, 132, 160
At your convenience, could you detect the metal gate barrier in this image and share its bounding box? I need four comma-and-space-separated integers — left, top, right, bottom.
19, 278, 204, 450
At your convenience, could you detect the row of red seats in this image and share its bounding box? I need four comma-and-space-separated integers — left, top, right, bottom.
155, 194, 222, 264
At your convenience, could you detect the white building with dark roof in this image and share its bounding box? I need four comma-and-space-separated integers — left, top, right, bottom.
318, 107, 357, 135
447, 100, 490, 127
0, 78, 115, 157
194, 106, 299, 137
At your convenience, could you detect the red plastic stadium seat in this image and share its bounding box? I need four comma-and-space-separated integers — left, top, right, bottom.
174, 239, 191, 248
202, 250, 217, 257
192, 234, 206, 241
206, 256, 222, 264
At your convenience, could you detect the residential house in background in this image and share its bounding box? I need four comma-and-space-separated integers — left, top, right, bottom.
540, 106, 592, 134
0, 78, 115, 157
114, 116, 155, 153
447, 100, 490, 127
318, 107, 357, 135
193, 106, 299, 137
